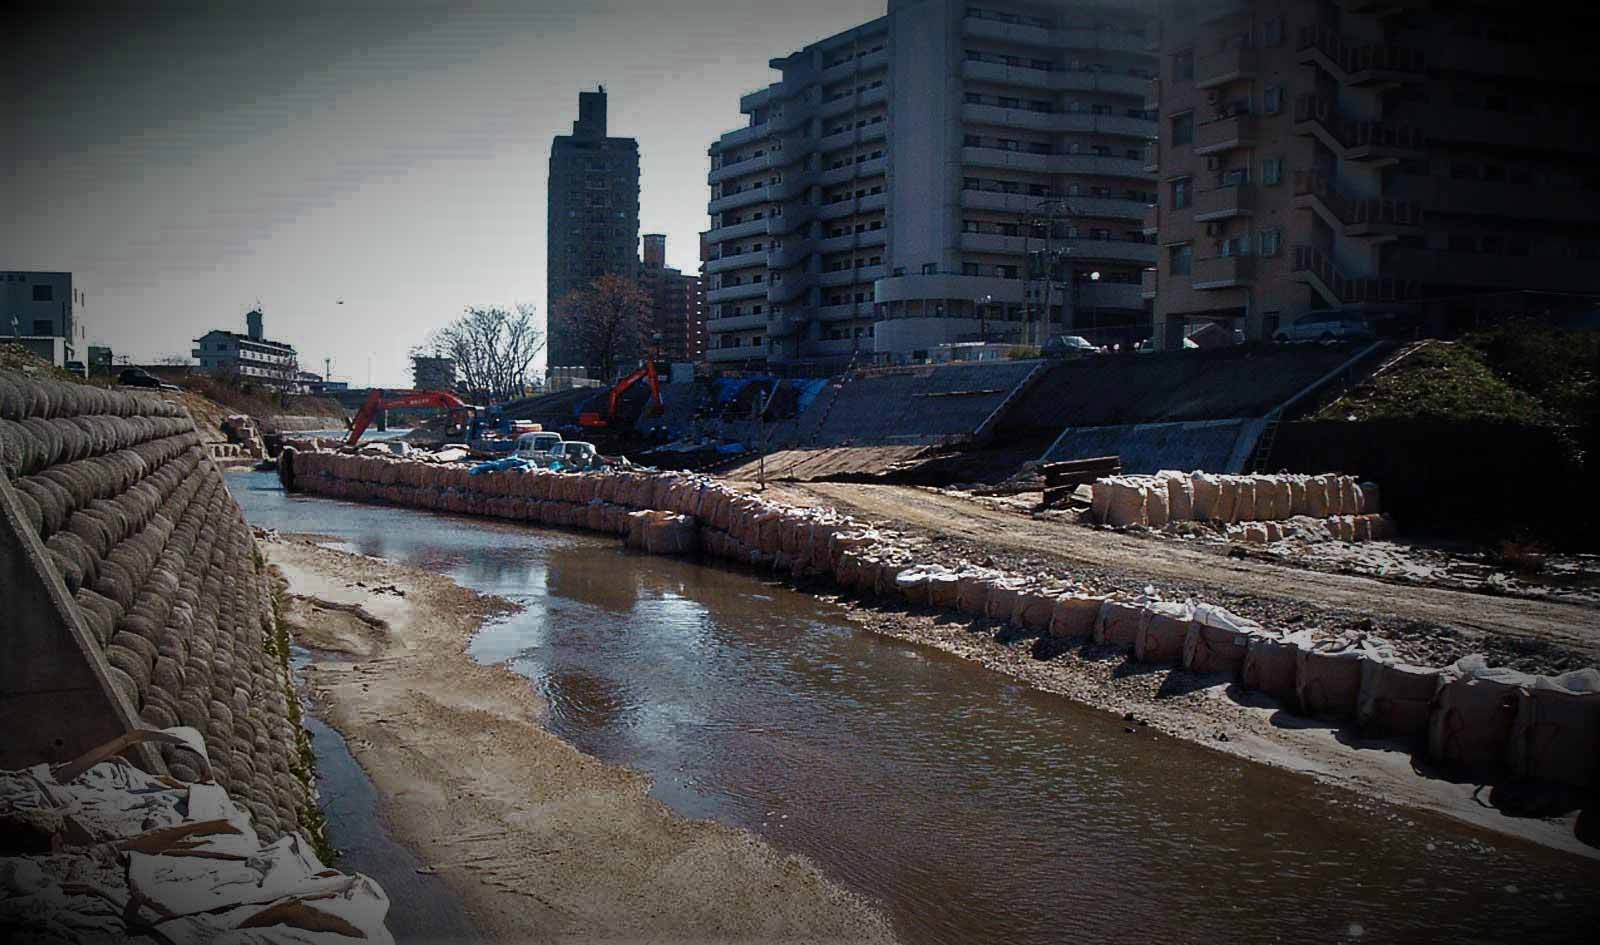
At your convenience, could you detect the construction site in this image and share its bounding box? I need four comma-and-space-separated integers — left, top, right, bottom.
4, 334, 1598, 945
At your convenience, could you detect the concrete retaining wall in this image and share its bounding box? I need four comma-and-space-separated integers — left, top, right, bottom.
0, 369, 311, 840
284, 449, 1600, 793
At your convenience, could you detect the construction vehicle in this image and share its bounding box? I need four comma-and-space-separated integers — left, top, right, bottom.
344, 389, 540, 454
579, 361, 664, 430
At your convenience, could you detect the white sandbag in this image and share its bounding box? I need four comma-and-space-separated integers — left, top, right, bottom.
1013, 591, 1058, 633
956, 570, 1001, 615
1233, 477, 1258, 523
1091, 480, 1114, 524
1288, 475, 1310, 517
1190, 472, 1220, 521
1296, 637, 1393, 721
1095, 599, 1150, 649
1356, 659, 1442, 740
1160, 470, 1194, 522
1135, 600, 1194, 665
1305, 476, 1329, 518
1508, 669, 1600, 788
1321, 474, 1345, 516
1242, 631, 1315, 707
926, 569, 961, 610
1144, 479, 1170, 528
1181, 603, 1263, 676
1103, 478, 1147, 528
1428, 656, 1533, 776
1215, 476, 1238, 523
893, 564, 941, 606
985, 580, 1028, 624
1049, 595, 1105, 639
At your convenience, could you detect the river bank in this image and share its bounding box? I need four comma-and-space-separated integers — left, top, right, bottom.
265, 532, 898, 945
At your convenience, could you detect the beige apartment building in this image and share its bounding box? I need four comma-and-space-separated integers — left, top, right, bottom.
1146, 0, 1600, 347
705, 0, 1159, 369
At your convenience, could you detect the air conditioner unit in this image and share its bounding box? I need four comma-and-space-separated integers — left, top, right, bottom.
1205, 156, 1221, 170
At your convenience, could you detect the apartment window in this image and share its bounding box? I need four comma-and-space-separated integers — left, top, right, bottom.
1258, 227, 1282, 257
1262, 156, 1284, 186
1264, 86, 1283, 115
31, 285, 53, 302
964, 134, 982, 147
1169, 243, 1193, 276
1173, 48, 1194, 81
1171, 112, 1194, 146
922, 262, 938, 274
1262, 17, 1283, 46
1171, 177, 1192, 209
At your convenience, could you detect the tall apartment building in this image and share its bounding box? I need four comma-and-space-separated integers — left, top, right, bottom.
637, 234, 706, 363
1146, 0, 1600, 347
547, 87, 641, 377
704, 0, 1158, 368
2, 271, 87, 370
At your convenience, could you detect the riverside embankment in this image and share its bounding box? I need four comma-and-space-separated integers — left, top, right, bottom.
243, 466, 1599, 944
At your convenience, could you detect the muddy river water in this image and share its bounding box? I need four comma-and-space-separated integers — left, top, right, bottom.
233, 472, 1597, 944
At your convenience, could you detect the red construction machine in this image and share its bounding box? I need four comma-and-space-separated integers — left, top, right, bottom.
578, 361, 664, 430
344, 389, 478, 448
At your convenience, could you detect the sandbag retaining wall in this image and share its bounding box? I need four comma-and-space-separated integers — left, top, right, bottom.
0, 369, 311, 840
1092, 471, 1395, 543
283, 448, 1600, 792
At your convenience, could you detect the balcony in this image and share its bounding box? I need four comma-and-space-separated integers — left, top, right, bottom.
1292, 170, 1422, 235
717, 122, 769, 151
768, 270, 816, 304
818, 158, 886, 188
1293, 95, 1424, 162
962, 146, 1150, 180
960, 60, 1150, 98
765, 313, 813, 338
1143, 78, 1159, 112
1075, 281, 1147, 311
706, 312, 767, 332
705, 217, 771, 243
1192, 254, 1254, 289
818, 192, 888, 220
704, 249, 768, 275
959, 190, 1146, 221
706, 280, 768, 303
960, 232, 1030, 255
817, 229, 887, 255
1197, 0, 1249, 23
1141, 204, 1158, 235
960, 103, 1156, 140
819, 265, 886, 288
1296, 25, 1424, 85
1060, 238, 1158, 265
817, 302, 870, 323
1195, 46, 1257, 90
708, 152, 774, 185
1193, 113, 1254, 155
961, 16, 1148, 55
1193, 184, 1255, 222
820, 48, 889, 82
820, 84, 888, 118
769, 239, 814, 269
708, 185, 771, 214
707, 342, 768, 364
1141, 267, 1157, 299
1142, 141, 1158, 173
1292, 244, 1419, 305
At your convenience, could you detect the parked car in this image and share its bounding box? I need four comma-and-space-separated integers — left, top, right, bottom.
117, 368, 181, 391
1041, 334, 1102, 357
545, 440, 599, 472
1274, 312, 1376, 344
514, 431, 563, 464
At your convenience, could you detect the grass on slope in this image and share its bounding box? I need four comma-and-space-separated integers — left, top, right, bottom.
1317, 341, 1551, 424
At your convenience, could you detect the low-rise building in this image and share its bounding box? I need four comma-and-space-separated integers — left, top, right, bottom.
2, 270, 88, 370
192, 309, 299, 385
411, 355, 458, 392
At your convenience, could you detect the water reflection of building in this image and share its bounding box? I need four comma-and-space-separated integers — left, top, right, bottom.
544, 545, 641, 614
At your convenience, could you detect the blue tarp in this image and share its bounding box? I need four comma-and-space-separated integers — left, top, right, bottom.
469, 456, 535, 475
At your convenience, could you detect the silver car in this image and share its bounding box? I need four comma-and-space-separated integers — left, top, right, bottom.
1275, 312, 1375, 343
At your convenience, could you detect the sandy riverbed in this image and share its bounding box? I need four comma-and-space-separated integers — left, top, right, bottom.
265, 533, 898, 945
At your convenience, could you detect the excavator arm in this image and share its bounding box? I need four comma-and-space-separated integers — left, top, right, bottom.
581, 362, 664, 429
345, 389, 476, 447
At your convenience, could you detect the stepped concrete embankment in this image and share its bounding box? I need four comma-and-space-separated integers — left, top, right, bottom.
0, 369, 314, 840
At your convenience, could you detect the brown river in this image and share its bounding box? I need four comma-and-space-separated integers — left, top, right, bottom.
234, 471, 1598, 945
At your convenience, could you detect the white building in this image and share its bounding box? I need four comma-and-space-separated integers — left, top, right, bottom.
192, 309, 300, 385
2, 271, 88, 370
704, 0, 1158, 367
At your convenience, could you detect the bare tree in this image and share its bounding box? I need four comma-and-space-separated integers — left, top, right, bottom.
553, 274, 653, 383
414, 304, 544, 403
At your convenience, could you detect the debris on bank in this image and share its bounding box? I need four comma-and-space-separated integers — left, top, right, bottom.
0, 732, 392, 945
279, 449, 1600, 803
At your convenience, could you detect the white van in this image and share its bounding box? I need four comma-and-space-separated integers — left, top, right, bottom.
515, 431, 563, 463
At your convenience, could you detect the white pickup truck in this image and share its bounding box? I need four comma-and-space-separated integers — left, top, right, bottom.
514, 431, 563, 464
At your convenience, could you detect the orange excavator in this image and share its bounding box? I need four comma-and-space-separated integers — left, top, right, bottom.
345, 389, 479, 448
578, 361, 664, 429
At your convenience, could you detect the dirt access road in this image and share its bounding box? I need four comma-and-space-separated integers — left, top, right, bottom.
766, 483, 1600, 669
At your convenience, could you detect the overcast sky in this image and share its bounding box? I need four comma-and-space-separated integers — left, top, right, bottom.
2, 0, 880, 386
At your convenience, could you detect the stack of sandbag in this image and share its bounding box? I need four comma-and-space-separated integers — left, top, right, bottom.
1241, 630, 1317, 708
1093, 477, 1150, 528
1356, 659, 1443, 740
1049, 594, 1106, 639
1136, 600, 1194, 665
0, 747, 393, 944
